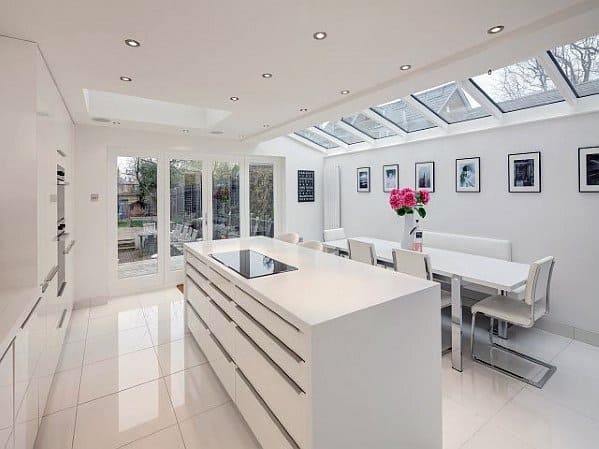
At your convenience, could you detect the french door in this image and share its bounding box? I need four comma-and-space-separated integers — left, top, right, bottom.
109, 151, 280, 295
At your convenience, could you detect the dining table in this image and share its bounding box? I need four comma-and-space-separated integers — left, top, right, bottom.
322, 236, 530, 372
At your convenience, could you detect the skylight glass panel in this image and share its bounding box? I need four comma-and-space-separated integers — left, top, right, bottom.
341, 113, 397, 139
294, 129, 338, 149
470, 58, 564, 112
550, 34, 599, 97
316, 121, 364, 145
413, 82, 491, 123
371, 99, 436, 132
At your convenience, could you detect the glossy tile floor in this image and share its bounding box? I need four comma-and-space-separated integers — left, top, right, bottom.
34, 288, 599, 449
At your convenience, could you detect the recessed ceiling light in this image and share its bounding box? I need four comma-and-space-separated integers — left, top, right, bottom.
124, 39, 140, 47
180, 129, 189, 134
263, 124, 270, 128
313, 31, 327, 40
120, 76, 132, 82
112, 120, 121, 125
487, 25, 504, 35
210, 130, 224, 135
230, 96, 240, 101
340, 89, 350, 95
400, 64, 412, 71
261, 73, 273, 79
299, 108, 308, 112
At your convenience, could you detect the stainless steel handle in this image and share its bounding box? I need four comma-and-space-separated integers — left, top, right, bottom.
56, 149, 67, 157
64, 240, 76, 255
57, 309, 68, 329
57, 181, 70, 186
21, 297, 42, 329
55, 232, 70, 241
41, 266, 58, 292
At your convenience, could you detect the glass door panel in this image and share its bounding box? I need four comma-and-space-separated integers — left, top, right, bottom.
117, 156, 158, 279
212, 162, 240, 240
169, 160, 204, 271
249, 163, 274, 237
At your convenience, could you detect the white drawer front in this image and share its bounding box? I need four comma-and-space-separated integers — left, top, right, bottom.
185, 277, 210, 322
187, 252, 229, 289
203, 282, 235, 316
207, 300, 236, 359
186, 302, 206, 343
234, 327, 306, 448
186, 263, 211, 291
234, 305, 307, 390
197, 325, 235, 400
235, 369, 299, 449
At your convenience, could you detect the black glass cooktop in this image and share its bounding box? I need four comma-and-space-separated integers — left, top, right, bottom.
210, 250, 298, 279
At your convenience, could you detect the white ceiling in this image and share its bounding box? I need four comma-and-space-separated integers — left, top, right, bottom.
1, 0, 598, 142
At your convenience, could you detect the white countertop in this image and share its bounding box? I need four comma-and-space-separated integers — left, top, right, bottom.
0, 286, 40, 355
185, 237, 439, 328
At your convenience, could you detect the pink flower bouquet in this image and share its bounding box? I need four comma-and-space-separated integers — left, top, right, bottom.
389, 187, 429, 217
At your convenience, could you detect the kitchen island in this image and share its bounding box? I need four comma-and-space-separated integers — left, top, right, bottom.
184, 236, 441, 449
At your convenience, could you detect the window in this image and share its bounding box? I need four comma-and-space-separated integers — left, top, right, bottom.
341, 113, 397, 139
371, 99, 436, 132
212, 162, 240, 240
550, 34, 599, 97
471, 58, 564, 112
316, 121, 364, 145
294, 129, 338, 149
249, 163, 274, 237
413, 82, 490, 123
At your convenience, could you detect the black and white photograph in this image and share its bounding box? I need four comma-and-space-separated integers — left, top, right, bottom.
357, 167, 371, 192
508, 151, 541, 193
383, 164, 399, 192
456, 157, 480, 192
415, 161, 435, 192
579, 146, 599, 192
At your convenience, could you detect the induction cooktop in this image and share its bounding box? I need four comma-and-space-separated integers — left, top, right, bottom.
210, 250, 298, 279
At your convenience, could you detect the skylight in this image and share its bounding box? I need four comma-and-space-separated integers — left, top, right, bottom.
316, 121, 364, 145
470, 59, 564, 112
413, 82, 490, 123
341, 113, 397, 139
294, 129, 338, 149
549, 34, 599, 98
371, 99, 436, 132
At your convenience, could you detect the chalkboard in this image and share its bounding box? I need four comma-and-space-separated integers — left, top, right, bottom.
297, 170, 315, 202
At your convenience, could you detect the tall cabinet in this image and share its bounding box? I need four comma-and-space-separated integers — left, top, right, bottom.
0, 37, 75, 449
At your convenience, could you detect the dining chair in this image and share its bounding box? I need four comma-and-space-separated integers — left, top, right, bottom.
470, 256, 556, 388
323, 228, 346, 242
298, 240, 324, 251
276, 232, 301, 244
348, 239, 377, 265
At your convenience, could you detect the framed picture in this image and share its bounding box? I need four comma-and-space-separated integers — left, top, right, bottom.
382, 164, 399, 192
357, 167, 370, 192
415, 161, 435, 192
297, 170, 315, 202
508, 151, 541, 193
456, 157, 480, 192
579, 146, 599, 192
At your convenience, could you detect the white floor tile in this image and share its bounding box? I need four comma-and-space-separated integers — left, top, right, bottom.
442, 397, 487, 449
83, 326, 153, 365
460, 421, 537, 449
86, 309, 147, 340
164, 364, 230, 422
73, 379, 176, 449
179, 402, 260, 449
56, 340, 85, 373
34, 407, 76, 449
43, 367, 81, 416
79, 348, 161, 403
147, 317, 189, 346
498, 327, 572, 363
69, 309, 90, 327
155, 335, 207, 376
65, 323, 87, 344
137, 288, 183, 307
143, 300, 185, 326
120, 425, 185, 449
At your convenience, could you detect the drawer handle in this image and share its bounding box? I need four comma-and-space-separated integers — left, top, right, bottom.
209, 299, 233, 322
57, 309, 68, 329
209, 282, 233, 302
236, 286, 301, 333
186, 275, 210, 298
237, 327, 305, 396
188, 262, 210, 283
64, 240, 76, 254
209, 332, 233, 363
21, 297, 42, 329
236, 304, 304, 363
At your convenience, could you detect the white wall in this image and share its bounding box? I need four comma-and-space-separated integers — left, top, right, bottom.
74, 125, 323, 304
326, 111, 599, 336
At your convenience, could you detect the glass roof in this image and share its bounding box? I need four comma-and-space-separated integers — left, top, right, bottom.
316, 121, 364, 145
549, 34, 599, 98
413, 82, 491, 123
371, 99, 436, 132
341, 113, 397, 139
471, 58, 564, 112
294, 129, 338, 149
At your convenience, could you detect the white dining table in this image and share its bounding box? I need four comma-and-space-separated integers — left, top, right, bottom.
323, 237, 530, 372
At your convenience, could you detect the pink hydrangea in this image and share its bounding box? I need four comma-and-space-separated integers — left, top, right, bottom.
399, 187, 413, 196
403, 191, 417, 207
389, 192, 403, 209
418, 189, 430, 205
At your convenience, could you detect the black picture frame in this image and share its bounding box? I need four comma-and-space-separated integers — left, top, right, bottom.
455, 157, 481, 193
357, 167, 371, 192
382, 164, 399, 192
578, 146, 599, 193
414, 161, 435, 192
508, 151, 541, 193
297, 170, 315, 202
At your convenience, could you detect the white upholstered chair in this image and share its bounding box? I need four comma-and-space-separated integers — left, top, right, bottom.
276, 232, 301, 244
298, 240, 324, 252
470, 256, 556, 387
348, 239, 377, 265
323, 228, 346, 242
